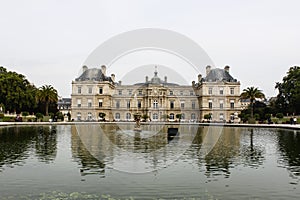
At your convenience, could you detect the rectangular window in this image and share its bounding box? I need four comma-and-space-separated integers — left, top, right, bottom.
230, 100, 235, 109
190, 91, 194, 95
99, 99, 103, 107
220, 88, 224, 95
180, 91, 183, 95
78, 87, 81, 94
192, 101, 196, 109
138, 100, 141, 108
170, 101, 174, 109
180, 102, 185, 109
77, 99, 81, 107
138, 90, 142, 95
127, 100, 130, 108
99, 87, 103, 94
208, 88, 212, 95
88, 87, 92, 94
88, 99, 92, 107
128, 90, 132, 95
208, 100, 212, 109
170, 90, 173, 95
116, 101, 120, 108
220, 100, 224, 109
118, 90, 122, 95
230, 88, 234, 95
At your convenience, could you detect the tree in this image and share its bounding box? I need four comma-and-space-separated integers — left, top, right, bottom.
240, 87, 265, 119
99, 112, 106, 121
0, 66, 37, 113
142, 114, 149, 122
36, 85, 58, 116
175, 113, 182, 122
35, 113, 44, 122
275, 66, 300, 115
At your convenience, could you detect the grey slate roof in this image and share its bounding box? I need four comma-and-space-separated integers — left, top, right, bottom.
75, 68, 113, 83
203, 68, 237, 82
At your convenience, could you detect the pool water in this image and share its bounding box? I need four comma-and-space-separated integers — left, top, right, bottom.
0, 124, 300, 199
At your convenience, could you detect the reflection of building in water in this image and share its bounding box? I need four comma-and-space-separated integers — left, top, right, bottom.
191, 126, 241, 178
71, 124, 198, 172
71, 125, 114, 177
71, 65, 241, 122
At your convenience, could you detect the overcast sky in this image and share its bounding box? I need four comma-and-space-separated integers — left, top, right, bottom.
1, 0, 299, 98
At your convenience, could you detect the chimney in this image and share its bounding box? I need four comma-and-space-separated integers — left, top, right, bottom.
145, 76, 148, 82
111, 74, 115, 82
164, 76, 167, 83
118, 80, 122, 85
206, 65, 211, 75
82, 65, 88, 72
224, 65, 230, 73
101, 65, 106, 75
198, 74, 202, 82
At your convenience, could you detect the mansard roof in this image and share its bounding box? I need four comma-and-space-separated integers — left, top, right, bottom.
75, 68, 113, 83
203, 68, 237, 82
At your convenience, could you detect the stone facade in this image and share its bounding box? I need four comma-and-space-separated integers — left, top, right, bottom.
71, 65, 241, 122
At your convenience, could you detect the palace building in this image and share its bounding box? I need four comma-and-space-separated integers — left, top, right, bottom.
71, 65, 241, 122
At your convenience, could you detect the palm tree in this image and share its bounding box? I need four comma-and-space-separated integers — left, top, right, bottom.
240, 87, 265, 118
36, 85, 58, 116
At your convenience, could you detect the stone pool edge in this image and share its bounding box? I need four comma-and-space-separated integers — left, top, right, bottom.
1, 121, 300, 130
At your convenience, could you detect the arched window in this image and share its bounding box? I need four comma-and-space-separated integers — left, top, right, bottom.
115, 113, 120, 120
191, 113, 196, 120
169, 113, 174, 120
77, 112, 81, 121
181, 113, 185, 119
126, 113, 131, 120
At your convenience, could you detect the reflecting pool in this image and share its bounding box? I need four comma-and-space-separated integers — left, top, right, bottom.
0, 124, 300, 199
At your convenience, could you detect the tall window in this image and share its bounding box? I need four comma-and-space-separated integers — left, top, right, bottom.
138, 100, 142, 108
192, 101, 196, 109
153, 113, 158, 120
78, 87, 81, 94
138, 90, 142, 95
169, 113, 174, 120
208, 88, 212, 95
77, 99, 81, 107
191, 113, 196, 120
116, 101, 120, 108
170, 101, 174, 109
88, 87, 92, 94
88, 99, 92, 107
181, 113, 185, 120
99, 99, 103, 107
118, 90, 122, 95
220, 100, 224, 109
153, 100, 158, 109
230, 100, 235, 109
170, 90, 173, 95
99, 87, 103, 94
180, 101, 185, 109
127, 100, 130, 108
128, 90, 132, 95
208, 100, 212, 109
220, 113, 224, 121
77, 112, 81, 121
126, 113, 131, 120
115, 113, 120, 120
87, 112, 92, 121
180, 91, 183, 95
190, 91, 194, 95
219, 88, 224, 95
230, 88, 234, 95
